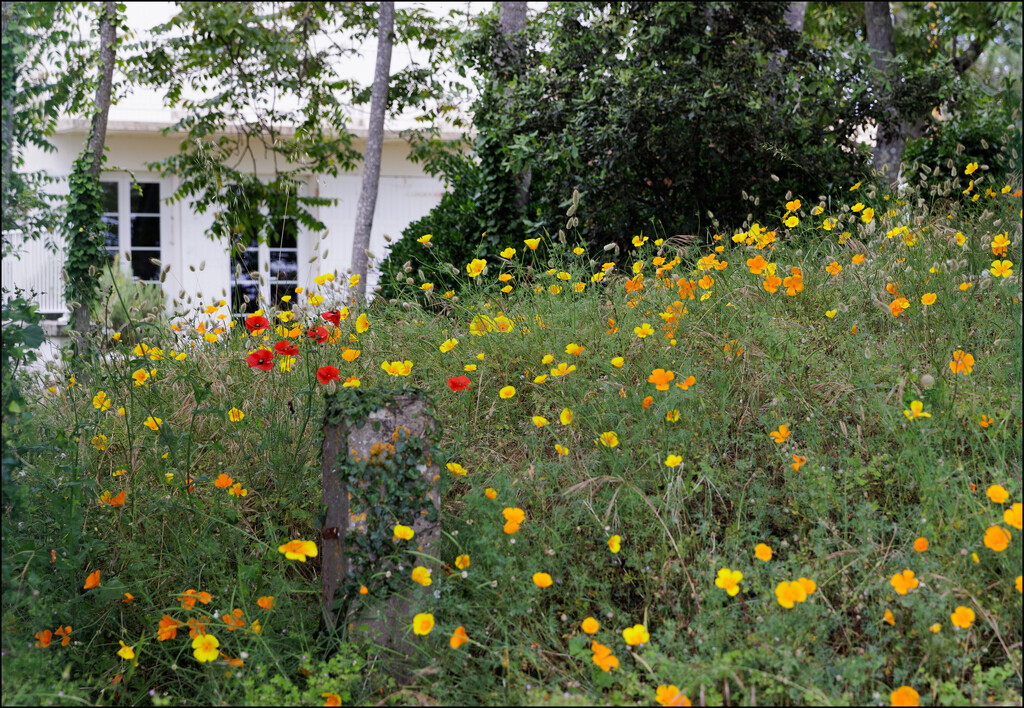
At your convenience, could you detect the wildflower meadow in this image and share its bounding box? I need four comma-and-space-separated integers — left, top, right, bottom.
2, 168, 1022, 706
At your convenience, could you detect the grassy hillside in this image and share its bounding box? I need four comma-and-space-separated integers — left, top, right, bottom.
2, 168, 1021, 706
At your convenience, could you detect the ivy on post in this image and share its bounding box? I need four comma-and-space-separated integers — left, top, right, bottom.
320, 386, 441, 657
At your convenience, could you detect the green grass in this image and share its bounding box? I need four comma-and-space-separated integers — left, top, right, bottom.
2, 168, 1022, 706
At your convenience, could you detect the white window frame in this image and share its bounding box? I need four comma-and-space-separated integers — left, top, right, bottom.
99, 173, 168, 283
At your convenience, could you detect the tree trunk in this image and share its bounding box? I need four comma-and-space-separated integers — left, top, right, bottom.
70, 0, 116, 339
864, 1, 904, 185
498, 2, 530, 212
349, 1, 394, 301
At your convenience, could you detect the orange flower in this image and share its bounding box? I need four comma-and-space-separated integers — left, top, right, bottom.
656, 685, 692, 707
590, 641, 620, 672
322, 693, 343, 707
913, 537, 929, 552
450, 626, 468, 649
84, 570, 101, 590
978, 415, 993, 428
54, 625, 72, 647
179, 588, 213, 610
1005, 503, 1022, 531
222, 608, 246, 631
648, 368, 675, 390
763, 273, 782, 294
157, 615, 183, 641
983, 525, 1011, 552
890, 686, 920, 707
890, 570, 919, 595
950, 605, 975, 629
889, 297, 910, 317
35, 629, 53, 648
791, 454, 806, 472
214, 473, 234, 488
642, 396, 653, 409
186, 616, 208, 638
949, 350, 974, 375
257, 596, 275, 610
769, 425, 790, 444
581, 617, 600, 634
675, 375, 696, 390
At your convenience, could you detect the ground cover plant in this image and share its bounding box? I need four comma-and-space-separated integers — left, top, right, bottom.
2, 162, 1022, 706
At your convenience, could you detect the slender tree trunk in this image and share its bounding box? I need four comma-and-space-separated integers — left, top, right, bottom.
864, 1, 904, 185
499, 1, 531, 212
349, 1, 393, 301
70, 0, 116, 338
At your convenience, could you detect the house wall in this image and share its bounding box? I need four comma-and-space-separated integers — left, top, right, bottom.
6, 127, 446, 316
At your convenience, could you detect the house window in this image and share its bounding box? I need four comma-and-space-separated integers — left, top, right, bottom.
99, 179, 162, 281
229, 186, 301, 315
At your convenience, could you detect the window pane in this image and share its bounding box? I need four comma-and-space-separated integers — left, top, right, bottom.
131, 253, 160, 281
131, 216, 160, 248
101, 182, 118, 213
267, 220, 297, 249
269, 250, 298, 282
102, 215, 119, 252
130, 183, 160, 214
232, 249, 259, 279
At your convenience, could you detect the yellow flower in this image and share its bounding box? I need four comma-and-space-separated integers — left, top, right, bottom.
950, 605, 975, 629
466, 258, 487, 277
598, 431, 619, 448
784, 215, 799, 228
417, 234, 432, 244
559, 408, 573, 425
92, 391, 112, 411
903, 401, 931, 421
714, 568, 743, 596
581, 617, 599, 634
1005, 503, 1022, 531
565, 342, 584, 356
499, 386, 516, 399
769, 424, 790, 444
420, 283, 433, 291
608, 535, 621, 553
278, 539, 318, 562
825, 310, 837, 318
621, 624, 650, 646
532, 572, 553, 588
861, 207, 874, 223
143, 416, 162, 431
381, 360, 413, 376
754, 543, 772, 562
411, 566, 432, 587
355, 313, 369, 333
883, 608, 895, 625
447, 462, 468, 476
413, 612, 435, 636
524, 238, 541, 250
634, 323, 655, 338
227, 408, 244, 422
500, 247, 516, 258
393, 524, 414, 541
921, 293, 936, 306
192, 633, 220, 662
532, 416, 550, 428
989, 259, 1013, 277
775, 581, 807, 609
117, 640, 135, 660
550, 362, 576, 377
455, 554, 470, 570
611, 356, 624, 368
929, 623, 941, 633
665, 454, 682, 468
964, 162, 978, 175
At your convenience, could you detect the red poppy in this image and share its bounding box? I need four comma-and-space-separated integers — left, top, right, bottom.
307, 326, 329, 343
447, 376, 471, 391
245, 315, 270, 332
274, 341, 299, 356
317, 366, 341, 385
320, 310, 341, 326
246, 348, 274, 371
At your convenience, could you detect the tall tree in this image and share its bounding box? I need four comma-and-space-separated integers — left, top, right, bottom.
864, 1, 903, 183
349, 1, 394, 300
498, 1, 530, 212
65, 0, 117, 339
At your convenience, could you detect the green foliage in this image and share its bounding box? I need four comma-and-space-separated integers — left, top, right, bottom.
238, 650, 364, 706
91, 264, 166, 342
0, 291, 44, 504
63, 149, 107, 319
1, 2, 98, 248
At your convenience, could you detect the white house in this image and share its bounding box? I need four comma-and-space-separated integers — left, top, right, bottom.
2, 116, 449, 320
